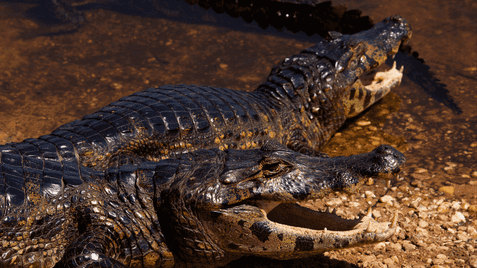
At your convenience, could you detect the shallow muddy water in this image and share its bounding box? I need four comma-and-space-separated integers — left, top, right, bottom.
0, 1, 475, 202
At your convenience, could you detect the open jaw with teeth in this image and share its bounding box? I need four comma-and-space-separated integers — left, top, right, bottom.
343, 60, 405, 118
214, 194, 399, 260
201, 144, 405, 262
363, 61, 404, 96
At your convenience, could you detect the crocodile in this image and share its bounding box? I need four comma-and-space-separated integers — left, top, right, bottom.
0, 140, 405, 267
11, 15, 410, 171
0, 15, 410, 268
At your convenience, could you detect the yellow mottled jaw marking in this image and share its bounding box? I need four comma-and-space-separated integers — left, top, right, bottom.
364, 61, 404, 92
211, 202, 398, 258
344, 62, 404, 118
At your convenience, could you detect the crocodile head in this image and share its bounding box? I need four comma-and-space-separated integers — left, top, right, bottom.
158, 141, 405, 267
302, 15, 412, 119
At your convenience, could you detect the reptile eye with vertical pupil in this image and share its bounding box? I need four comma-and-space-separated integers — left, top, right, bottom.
261, 158, 292, 177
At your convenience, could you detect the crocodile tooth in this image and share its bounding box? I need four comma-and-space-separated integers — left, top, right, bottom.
396, 61, 404, 73
390, 210, 399, 228
330, 208, 335, 214
366, 222, 374, 233
392, 54, 395, 59
366, 207, 373, 217
386, 179, 392, 188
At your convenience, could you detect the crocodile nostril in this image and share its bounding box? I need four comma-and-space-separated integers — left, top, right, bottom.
390, 15, 403, 22
375, 144, 389, 154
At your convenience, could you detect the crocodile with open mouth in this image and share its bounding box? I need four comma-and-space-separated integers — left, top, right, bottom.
0, 15, 410, 267
51, 15, 411, 170
0, 141, 404, 267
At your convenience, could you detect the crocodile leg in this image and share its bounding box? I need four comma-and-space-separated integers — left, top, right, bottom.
56, 226, 126, 268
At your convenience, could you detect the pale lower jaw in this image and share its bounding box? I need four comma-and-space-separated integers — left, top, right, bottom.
364, 61, 404, 92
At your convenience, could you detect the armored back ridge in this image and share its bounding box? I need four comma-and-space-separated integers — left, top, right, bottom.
0, 13, 410, 268
10, 15, 409, 170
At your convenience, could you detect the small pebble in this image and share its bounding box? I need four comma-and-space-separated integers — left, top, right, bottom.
418, 220, 428, 228
469, 205, 477, 214
365, 191, 376, 198
451, 211, 466, 223
379, 195, 394, 205
438, 186, 454, 195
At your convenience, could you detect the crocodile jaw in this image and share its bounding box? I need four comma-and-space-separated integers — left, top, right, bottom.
343, 61, 404, 118
210, 201, 397, 259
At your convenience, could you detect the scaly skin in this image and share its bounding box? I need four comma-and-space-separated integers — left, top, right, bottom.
0, 141, 405, 267
15, 15, 410, 170
0, 14, 411, 268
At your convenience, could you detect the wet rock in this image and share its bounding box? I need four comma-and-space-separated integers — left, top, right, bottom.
398, 185, 409, 192
383, 257, 398, 268
438, 186, 454, 195
374, 242, 386, 251
467, 244, 475, 253
435, 198, 445, 205
388, 242, 402, 252
414, 168, 428, 173
468, 226, 477, 238
451, 201, 461, 210
437, 214, 448, 221
470, 255, 477, 268
372, 210, 382, 218
469, 205, 477, 215
410, 197, 422, 209
325, 198, 343, 207
366, 178, 374, 185
418, 211, 428, 219
443, 166, 455, 174
379, 195, 394, 206
357, 120, 371, 126
432, 254, 447, 265
451, 212, 466, 223
418, 220, 428, 228
365, 191, 376, 198
415, 227, 429, 237
402, 241, 416, 251
456, 232, 469, 241
410, 173, 429, 180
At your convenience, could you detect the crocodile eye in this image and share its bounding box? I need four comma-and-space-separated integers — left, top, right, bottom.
261, 158, 292, 177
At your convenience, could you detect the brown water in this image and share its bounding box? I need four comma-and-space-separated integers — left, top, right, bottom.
0, 0, 476, 202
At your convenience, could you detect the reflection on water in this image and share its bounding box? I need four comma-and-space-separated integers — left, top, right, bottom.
0, 0, 476, 194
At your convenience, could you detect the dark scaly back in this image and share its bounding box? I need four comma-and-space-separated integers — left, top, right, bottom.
252, 40, 351, 153
5, 0, 394, 170
0, 17, 410, 170
0, 144, 177, 267
0, 144, 93, 267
